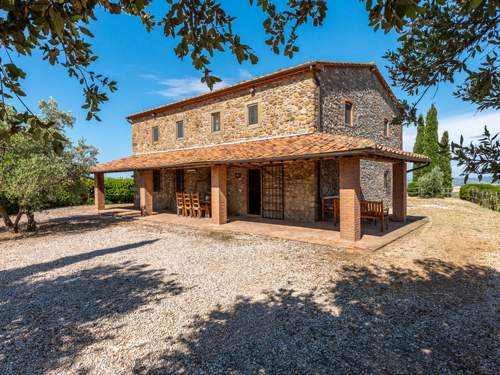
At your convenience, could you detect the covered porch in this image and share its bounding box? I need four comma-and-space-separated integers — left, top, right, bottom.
91, 133, 429, 243
91, 203, 427, 250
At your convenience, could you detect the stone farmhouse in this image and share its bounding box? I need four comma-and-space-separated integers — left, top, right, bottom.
91, 61, 429, 242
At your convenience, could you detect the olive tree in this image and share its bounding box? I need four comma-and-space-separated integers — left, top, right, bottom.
0, 99, 97, 232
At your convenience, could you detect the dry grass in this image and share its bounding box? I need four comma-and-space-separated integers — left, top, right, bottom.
0, 198, 498, 374
377, 197, 500, 267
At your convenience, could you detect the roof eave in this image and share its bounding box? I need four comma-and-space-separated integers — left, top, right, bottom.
90, 148, 429, 174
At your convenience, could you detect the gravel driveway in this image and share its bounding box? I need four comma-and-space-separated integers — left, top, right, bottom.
0, 198, 498, 374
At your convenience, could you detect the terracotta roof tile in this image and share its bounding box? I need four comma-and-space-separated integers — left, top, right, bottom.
91, 133, 429, 173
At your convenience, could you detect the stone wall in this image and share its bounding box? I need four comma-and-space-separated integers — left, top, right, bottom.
360, 160, 392, 207
317, 66, 401, 148
131, 73, 317, 154
184, 168, 211, 200
227, 167, 247, 216
319, 159, 339, 198
317, 66, 401, 207
284, 161, 317, 222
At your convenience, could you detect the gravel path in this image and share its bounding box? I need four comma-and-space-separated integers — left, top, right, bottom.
0, 199, 498, 374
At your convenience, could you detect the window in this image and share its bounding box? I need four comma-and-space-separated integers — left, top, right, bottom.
384, 170, 390, 192
153, 170, 161, 192
247, 103, 258, 125
344, 102, 353, 126
176, 120, 184, 139
211, 112, 221, 132
152, 126, 159, 143
383, 119, 390, 137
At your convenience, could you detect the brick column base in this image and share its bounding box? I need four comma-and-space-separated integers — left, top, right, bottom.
339, 157, 362, 241
94, 172, 105, 211
138, 170, 153, 215
211, 165, 228, 224
392, 161, 407, 221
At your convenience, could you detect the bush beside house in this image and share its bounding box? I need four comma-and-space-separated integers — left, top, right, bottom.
85, 177, 135, 204
417, 167, 445, 198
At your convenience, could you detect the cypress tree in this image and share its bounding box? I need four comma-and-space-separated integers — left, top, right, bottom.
412, 114, 426, 182
438, 131, 453, 194
423, 104, 440, 173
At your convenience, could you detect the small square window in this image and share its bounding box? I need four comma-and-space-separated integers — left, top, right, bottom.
152, 126, 159, 143
383, 119, 390, 137
176, 120, 184, 139
345, 102, 353, 126
211, 112, 221, 132
247, 103, 258, 126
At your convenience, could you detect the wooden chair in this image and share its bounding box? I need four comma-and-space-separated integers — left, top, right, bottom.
191, 192, 209, 218
321, 196, 336, 221
332, 197, 340, 226
183, 192, 192, 217
360, 200, 389, 232
176, 192, 185, 216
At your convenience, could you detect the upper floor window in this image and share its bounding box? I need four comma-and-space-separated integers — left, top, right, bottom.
344, 102, 353, 126
211, 112, 221, 132
176, 120, 184, 139
152, 126, 159, 143
247, 103, 258, 126
383, 119, 390, 137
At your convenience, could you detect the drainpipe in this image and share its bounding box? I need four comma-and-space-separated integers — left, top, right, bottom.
406, 161, 430, 174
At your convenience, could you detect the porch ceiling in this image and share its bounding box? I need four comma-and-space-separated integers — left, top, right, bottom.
91, 133, 430, 173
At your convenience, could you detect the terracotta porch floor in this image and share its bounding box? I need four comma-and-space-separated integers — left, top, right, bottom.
97, 205, 428, 251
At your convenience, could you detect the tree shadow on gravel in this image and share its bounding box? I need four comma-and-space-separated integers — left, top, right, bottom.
133, 259, 498, 375
0, 239, 159, 283
0, 212, 137, 242
0, 258, 185, 374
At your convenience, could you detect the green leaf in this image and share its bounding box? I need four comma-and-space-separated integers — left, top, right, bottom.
468, 0, 483, 9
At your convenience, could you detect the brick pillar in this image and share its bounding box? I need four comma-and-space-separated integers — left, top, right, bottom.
211, 165, 228, 224
94, 172, 105, 211
339, 157, 362, 241
392, 161, 407, 222
138, 170, 153, 215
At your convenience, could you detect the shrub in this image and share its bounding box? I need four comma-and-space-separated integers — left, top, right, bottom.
459, 183, 500, 211
459, 183, 500, 200
102, 177, 135, 204
418, 167, 444, 198
407, 181, 419, 197
83, 177, 135, 204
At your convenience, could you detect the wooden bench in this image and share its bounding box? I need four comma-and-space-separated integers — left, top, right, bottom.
360, 200, 389, 232
331, 198, 389, 232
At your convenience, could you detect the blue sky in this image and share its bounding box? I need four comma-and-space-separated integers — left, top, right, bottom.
13, 1, 499, 177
